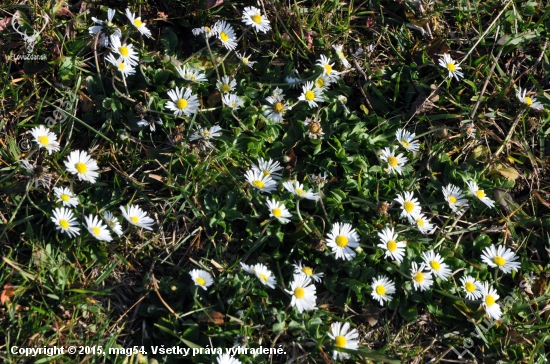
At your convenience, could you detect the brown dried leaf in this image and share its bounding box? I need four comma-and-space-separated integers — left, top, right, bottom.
1, 283, 15, 304
199, 310, 225, 324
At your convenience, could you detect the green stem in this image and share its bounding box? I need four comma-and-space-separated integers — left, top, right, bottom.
296, 199, 312, 233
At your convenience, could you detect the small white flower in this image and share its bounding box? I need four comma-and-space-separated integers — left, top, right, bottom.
64, 150, 99, 183
266, 198, 292, 224
282, 180, 320, 201
192, 24, 219, 38
479, 281, 502, 321
175, 64, 208, 83
326, 222, 360, 261
411, 212, 434, 234
120, 204, 155, 230
216, 353, 241, 364
190, 125, 222, 149
380, 147, 408, 175
460, 275, 482, 300
105, 54, 136, 78
302, 117, 325, 139
292, 261, 323, 283
516, 87, 544, 111
332, 44, 350, 68
442, 184, 469, 215
165, 86, 200, 117
394, 191, 421, 222
30, 125, 60, 155
316, 54, 340, 83
242, 6, 271, 33
264, 88, 291, 123
298, 81, 324, 108
137, 118, 162, 132
236, 51, 257, 68
285, 274, 317, 313
53, 187, 78, 207
110, 35, 139, 66
327, 322, 359, 361
480, 244, 521, 274
421, 250, 452, 280
465, 181, 495, 209
125, 8, 152, 38
314, 74, 332, 90
216, 75, 237, 93
215, 20, 237, 50
251, 158, 283, 181
222, 93, 244, 110
190, 269, 213, 291
51, 207, 80, 238
377, 227, 406, 264
438, 53, 464, 81
244, 169, 277, 194
371, 275, 396, 306
253, 263, 277, 288
239, 262, 255, 274
395, 128, 420, 152
84, 214, 113, 242
89, 8, 121, 47
103, 211, 123, 236
410, 262, 433, 291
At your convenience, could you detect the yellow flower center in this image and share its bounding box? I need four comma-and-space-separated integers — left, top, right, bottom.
476, 190, 485, 199
92, 227, 100, 236
449, 195, 457, 204
253, 180, 265, 189
258, 273, 268, 283
485, 295, 495, 307
375, 285, 386, 295
294, 287, 305, 298
252, 14, 262, 24
324, 64, 332, 74
296, 189, 305, 196
430, 260, 440, 270
242, 57, 249, 65
195, 277, 206, 286
118, 63, 125, 71
403, 201, 415, 213
273, 102, 284, 113
119, 46, 129, 57
205, 26, 211, 32
220, 32, 228, 42
203, 130, 211, 135
134, 19, 142, 27
387, 156, 398, 168
387, 240, 397, 252
414, 272, 424, 283
272, 208, 282, 217
335, 235, 348, 247
75, 162, 88, 174
416, 218, 425, 227
525, 97, 533, 106
176, 98, 188, 109
185, 73, 196, 81
309, 122, 321, 133
262, 170, 271, 177
302, 267, 313, 276
305, 90, 315, 101
334, 336, 347, 348
447, 63, 456, 72
465, 282, 476, 293
337, 50, 345, 59
60, 194, 70, 202
38, 135, 49, 146
130, 216, 139, 224
315, 78, 324, 88
493, 256, 506, 266
59, 219, 69, 229
221, 84, 230, 92
401, 139, 410, 148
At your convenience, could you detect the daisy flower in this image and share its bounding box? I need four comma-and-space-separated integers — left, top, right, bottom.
251, 157, 283, 180
480, 244, 521, 274
377, 227, 406, 264
314, 74, 332, 90
264, 88, 291, 123
215, 20, 237, 50
103, 211, 123, 236
442, 184, 469, 215
253, 263, 277, 288
216, 75, 237, 93
371, 275, 396, 306
298, 81, 324, 108
30, 125, 60, 155
266, 198, 292, 224
394, 191, 421, 222
395, 128, 420, 152
51, 207, 80, 238
53, 187, 78, 207
303, 117, 325, 139
89, 8, 121, 47
380, 147, 407, 175
326, 222, 360, 261
239, 262, 255, 274
120, 204, 155, 230
64, 150, 99, 183
165, 87, 200, 117
192, 24, 218, 38
244, 169, 277, 194
438, 53, 464, 81
216, 354, 241, 364
292, 261, 323, 283
282, 180, 320, 201
410, 262, 433, 291
411, 212, 434, 234
105, 54, 136, 78
332, 44, 350, 68
110, 35, 139, 66
421, 250, 452, 280
221, 93, 244, 110
242, 6, 271, 33
516, 87, 544, 111
465, 181, 495, 208
236, 52, 257, 68
84, 214, 113, 242
125, 8, 152, 38
137, 118, 162, 132
316, 54, 340, 83
285, 274, 317, 313
479, 281, 502, 321
459, 275, 482, 300
189, 125, 222, 149
327, 322, 359, 361
175, 64, 208, 83
190, 269, 214, 291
